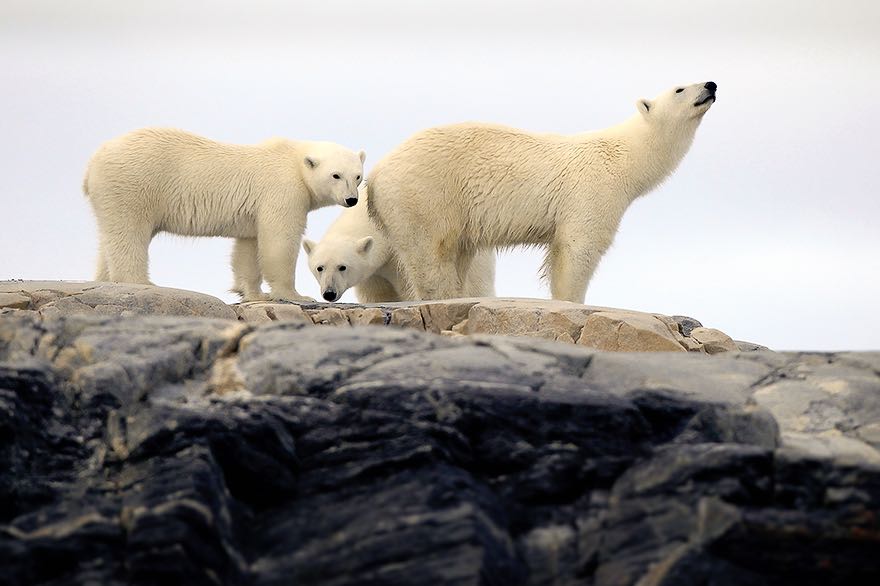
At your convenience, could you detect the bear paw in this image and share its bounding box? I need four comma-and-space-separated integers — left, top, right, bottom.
242, 292, 271, 302
268, 291, 315, 304
231, 287, 270, 303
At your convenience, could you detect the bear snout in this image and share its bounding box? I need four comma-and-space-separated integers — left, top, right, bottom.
344, 196, 358, 207
704, 81, 717, 93
322, 289, 338, 302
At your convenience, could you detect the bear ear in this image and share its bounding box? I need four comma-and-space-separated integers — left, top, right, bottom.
356, 236, 373, 255
304, 156, 319, 169
358, 150, 366, 164
637, 99, 652, 117
302, 238, 316, 255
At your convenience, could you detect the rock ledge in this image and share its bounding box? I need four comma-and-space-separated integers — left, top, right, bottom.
1, 281, 761, 353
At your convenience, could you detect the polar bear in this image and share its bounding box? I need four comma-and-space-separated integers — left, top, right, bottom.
302, 187, 495, 302
367, 81, 718, 303
83, 128, 365, 302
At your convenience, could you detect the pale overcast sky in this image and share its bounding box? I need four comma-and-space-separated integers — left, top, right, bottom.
1, 0, 878, 350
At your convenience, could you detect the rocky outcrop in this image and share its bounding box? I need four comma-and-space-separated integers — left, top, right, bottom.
0, 280, 236, 320
1, 281, 758, 353
0, 312, 877, 585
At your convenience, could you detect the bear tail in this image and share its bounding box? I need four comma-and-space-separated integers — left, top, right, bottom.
365, 179, 387, 232
81, 168, 90, 197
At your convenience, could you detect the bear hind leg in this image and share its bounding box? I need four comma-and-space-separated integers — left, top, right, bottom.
462, 249, 496, 297
102, 225, 153, 284
355, 276, 401, 303
94, 238, 109, 282
397, 241, 463, 301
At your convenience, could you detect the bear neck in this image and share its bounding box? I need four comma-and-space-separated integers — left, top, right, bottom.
267, 139, 318, 209
611, 114, 701, 203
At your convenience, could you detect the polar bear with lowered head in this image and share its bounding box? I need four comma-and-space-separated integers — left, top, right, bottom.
83, 128, 365, 302
368, 81, 717, 303
302, 187, 495, 302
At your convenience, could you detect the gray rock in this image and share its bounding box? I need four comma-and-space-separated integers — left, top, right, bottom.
0, 314, 878, 585
0, 280, 237, 320
582, 351, 774, 404
734, 339, 770, 352
671, 314, 703, 337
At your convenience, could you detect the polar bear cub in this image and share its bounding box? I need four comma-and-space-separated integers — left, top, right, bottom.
303, 187, 495, 303
83, 128, 365, 301
368, 82, 718, 303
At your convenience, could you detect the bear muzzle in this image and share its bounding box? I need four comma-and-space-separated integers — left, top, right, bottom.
693, 81, 717, 107
344, 196, 359, 207
322, 289, 338, 302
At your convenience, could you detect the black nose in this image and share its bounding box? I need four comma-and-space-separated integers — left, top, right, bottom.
322, 290, 337, 302
344, 197, 358, 207
705, 81, 717, 92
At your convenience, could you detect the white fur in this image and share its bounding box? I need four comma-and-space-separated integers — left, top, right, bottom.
368, 82, 717, 303
83, 128, 365, 301
303, 187, 496, 302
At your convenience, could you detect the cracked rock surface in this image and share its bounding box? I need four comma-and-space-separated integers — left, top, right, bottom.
1, 313, 878, 585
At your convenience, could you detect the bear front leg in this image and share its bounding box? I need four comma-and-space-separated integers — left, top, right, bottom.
257, 222, 315, 303
230, 238, 268, 301
547, 234, 611, 304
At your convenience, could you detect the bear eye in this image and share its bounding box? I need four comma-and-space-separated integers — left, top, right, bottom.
317, 266, 324, 272
675, 88, 684, 93
338, 265, 347, 271
332, 173, 341, 180
355, 175, 361, 182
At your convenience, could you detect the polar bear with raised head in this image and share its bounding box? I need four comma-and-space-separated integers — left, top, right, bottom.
303, 187, 495, 302
368, 81, 717, 303
83, 128, 365, 302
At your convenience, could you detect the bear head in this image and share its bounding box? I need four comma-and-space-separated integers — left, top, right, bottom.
302, 143, 366, 208
636, 81, 717, 125
302, 235, 375, 302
